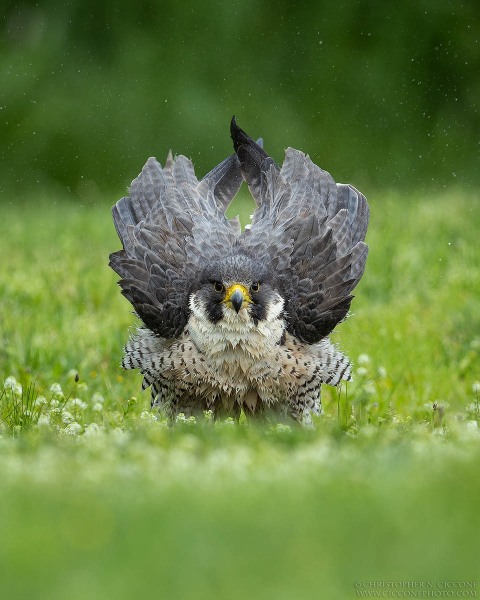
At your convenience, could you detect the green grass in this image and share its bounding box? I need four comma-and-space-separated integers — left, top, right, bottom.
0, 189, 479, 599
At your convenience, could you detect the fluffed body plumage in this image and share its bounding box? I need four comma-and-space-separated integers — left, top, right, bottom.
109, 118, 369, 424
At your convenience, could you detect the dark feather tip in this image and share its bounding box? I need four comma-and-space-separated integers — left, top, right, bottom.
230, 116, 254, 152
230, 117, 269, 162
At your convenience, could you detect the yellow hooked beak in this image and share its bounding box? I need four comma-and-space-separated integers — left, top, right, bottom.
223, 284, 251, 313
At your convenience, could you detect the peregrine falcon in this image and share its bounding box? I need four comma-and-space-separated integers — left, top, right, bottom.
109, 118, 369, 424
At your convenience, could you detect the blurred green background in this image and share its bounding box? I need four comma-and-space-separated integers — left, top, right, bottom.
1, 0, 479, 201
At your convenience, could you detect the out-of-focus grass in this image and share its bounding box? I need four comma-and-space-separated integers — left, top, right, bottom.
1, 426, 479, 600
0, 189, 479, 599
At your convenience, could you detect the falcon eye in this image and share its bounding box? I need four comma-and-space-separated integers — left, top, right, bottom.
251, 282, 260, 293
213, 281, 224, 293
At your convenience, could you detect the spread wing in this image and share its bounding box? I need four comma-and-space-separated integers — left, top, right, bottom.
109, 153, 243, 338
232, 118, 369, 344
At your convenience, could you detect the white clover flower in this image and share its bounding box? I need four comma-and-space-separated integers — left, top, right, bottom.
472, 381, 480, 394
76, 382, 88, 392
140, 410, 158, 422
377, 366, 387, 378
62, 410, 75, 424
50, 383, 64, 399
68, 398, 87, 411
4, 376, 18, 390
466, 402, 479, 415
108, 411, 123, 426
175, 412, 187, 423
4, 377, 23, 397
67, 369, 79, 381
37, 414, 50, 427
62, 422, 82, 436
274, 423, 292, 433
356, 367, 368, 377
91, 392, 104, 404
84, 423, 104, 437
358, 354, 371, 365
203, 409, 214, 422
49, 398, 60, 409
92, 402, 103, 412
34, 396, 48, 408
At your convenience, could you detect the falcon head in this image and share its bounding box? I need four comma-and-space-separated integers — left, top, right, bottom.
189, 253, 285, 327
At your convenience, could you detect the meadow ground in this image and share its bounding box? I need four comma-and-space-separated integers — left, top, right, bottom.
0, 189, 479, 599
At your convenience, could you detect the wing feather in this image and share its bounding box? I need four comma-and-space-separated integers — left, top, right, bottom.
110, 150, 242, 338
231, 119, 369, 344
198, 154, 243, 212
230, 116, 278, 205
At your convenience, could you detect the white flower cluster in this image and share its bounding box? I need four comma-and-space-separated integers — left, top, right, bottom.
2, 367, 479, 448
1, 376, 115, 437
4, 376, 22, 397
49, 382, 64, 399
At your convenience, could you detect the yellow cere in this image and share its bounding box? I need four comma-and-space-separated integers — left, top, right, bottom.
223, 284, 251, 305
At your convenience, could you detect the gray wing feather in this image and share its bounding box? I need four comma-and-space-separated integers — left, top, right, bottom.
230, 116, 278, 205
231, 120, 369, 344
198, 136, 263, 212
198, 154, 243, 212
110, 151, 241, 338
112, 156, 173, 238
336, 183, 369, 244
